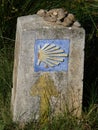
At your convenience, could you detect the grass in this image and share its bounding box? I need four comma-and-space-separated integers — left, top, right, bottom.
0, 0, 98, 129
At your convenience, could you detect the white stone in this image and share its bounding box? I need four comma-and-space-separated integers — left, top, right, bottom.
11, 14, 85, 123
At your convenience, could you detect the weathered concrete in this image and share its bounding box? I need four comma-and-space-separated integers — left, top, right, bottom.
11, 14, 85, 123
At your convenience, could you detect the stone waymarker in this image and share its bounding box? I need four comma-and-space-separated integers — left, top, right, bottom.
11, 14, 85, 123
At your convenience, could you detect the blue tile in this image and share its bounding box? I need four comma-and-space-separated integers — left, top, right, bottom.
34, 39, 70, 72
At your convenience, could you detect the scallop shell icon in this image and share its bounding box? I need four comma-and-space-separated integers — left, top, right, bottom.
37, 43, 68, 67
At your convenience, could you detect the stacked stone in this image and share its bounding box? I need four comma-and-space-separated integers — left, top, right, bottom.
37, 8, 81, 27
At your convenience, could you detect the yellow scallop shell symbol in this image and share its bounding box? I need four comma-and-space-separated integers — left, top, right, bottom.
37, 44, 68, 67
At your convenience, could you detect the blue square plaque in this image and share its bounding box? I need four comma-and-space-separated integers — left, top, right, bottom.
34, 39, 70, 72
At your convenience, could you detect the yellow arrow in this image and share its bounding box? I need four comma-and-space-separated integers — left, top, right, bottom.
31, 73, 59, 123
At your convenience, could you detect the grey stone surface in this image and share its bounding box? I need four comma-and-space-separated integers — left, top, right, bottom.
11, 14, 85, 123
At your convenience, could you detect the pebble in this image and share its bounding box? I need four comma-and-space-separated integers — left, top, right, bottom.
37, 9, 47, 17
73, 21, 81, 27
